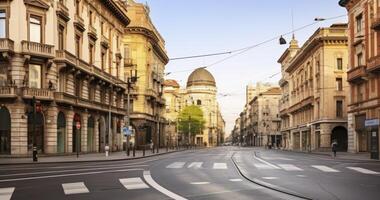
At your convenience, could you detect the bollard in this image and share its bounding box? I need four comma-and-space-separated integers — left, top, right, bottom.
105, 145, 109, 157
133, 146, 135, 157
143, 146, 145, 157
33, 146, 38, 162
166, 145, 168, 152
157, 145, 159, 154
127, 147, 130, 156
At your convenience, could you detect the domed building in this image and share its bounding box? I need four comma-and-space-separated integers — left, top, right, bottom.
163, 68, 225, 147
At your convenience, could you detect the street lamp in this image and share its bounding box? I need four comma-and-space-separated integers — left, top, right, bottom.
126, 69, 138, 155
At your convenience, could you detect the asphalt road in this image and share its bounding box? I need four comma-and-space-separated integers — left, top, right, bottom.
0, 147, 378, 200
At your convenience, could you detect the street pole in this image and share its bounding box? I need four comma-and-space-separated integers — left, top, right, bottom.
76, 125, 79, 158
188, 116, 191, 148
32, 96, 37, 162
126, 79, 131, 155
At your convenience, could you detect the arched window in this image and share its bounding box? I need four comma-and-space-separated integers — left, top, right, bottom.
197, 100, 202, 105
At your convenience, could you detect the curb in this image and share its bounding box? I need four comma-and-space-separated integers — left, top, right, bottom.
230, 152, 313, 200
0, 149, 188, 166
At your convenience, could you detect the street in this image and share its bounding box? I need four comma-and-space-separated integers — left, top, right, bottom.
0, 147, 379, 200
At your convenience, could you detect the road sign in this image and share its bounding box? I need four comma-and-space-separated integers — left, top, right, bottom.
123, 127, 132, 136
365, 119, 379, 127
76, 121, 81, 129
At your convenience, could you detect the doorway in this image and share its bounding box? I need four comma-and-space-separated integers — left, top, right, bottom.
28, 112, 44, 153
0, 107, 11, 154
57, 112, 66, 153
331, 126, 348, 151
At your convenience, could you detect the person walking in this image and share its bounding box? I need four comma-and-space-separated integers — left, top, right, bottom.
331, 140, 338, 158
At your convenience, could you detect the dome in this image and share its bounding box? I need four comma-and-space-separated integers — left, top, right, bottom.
186, 68, 216, 87
163, 79, 180, 88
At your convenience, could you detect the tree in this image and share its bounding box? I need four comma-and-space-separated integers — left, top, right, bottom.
178, 105, 205, 145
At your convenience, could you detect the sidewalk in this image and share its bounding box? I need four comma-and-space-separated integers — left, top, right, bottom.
0, 147, 188, 165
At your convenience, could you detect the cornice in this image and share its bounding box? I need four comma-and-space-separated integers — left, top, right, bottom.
24, 0, 50, 10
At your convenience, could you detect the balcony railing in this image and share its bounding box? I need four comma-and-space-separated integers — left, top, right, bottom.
21, 41, 54, 58
55, 50, 77, 66
0, 86, 17, 98
22, 88, 54, 101
367, 55, 380, 73
145, 88, 158, 98
347, 65, 367, 83
0, 38, 14, 53
124, 58, 135, 67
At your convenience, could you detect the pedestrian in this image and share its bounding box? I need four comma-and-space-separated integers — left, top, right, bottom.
331, 140, 338, 158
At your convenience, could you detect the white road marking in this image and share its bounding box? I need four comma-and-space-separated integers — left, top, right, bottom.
278, 164, 303, 171
119, 177, 150, 190
347, 167, 380, 175
62, 182, 89, 195
296, 175, 307, 177
262, 177, 278, 180
254, 163, 277, 169
187, 162, 203, 169
229, 179, 243, 182
190, 182, 210, 185
253, 154, 280, 169
261, 157, 294, 161
312, 165, 340, 172
166, 162, 186, 169
0, 187, 15, 200
213, 163, 227, 169
0, 168, 143, 183
143, 171, 187, 200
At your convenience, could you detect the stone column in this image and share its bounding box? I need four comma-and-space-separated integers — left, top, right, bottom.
347, 113, 356, 153
45, 102, 58, 154
9, 100, 28, 155
320, 123, 331, 149
81, 111, 88, 152
10, 54, 26, 88
94, 115, 99, 152
66, 109, 74, 153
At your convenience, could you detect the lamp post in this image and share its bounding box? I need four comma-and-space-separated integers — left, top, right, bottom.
125, 70, 138, 155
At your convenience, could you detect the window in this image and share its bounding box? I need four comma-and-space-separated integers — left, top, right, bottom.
357, 53, 363, 66
75, 0, 80, 15
0, 10, 6, 38
58, 25, 65, 50
356, 14, 362, 33
75, 77, 81, 97
337, 58, 343, 70
336, 100, 343, 118
29, 16, 42, 43
336, 78, 343, 91
89, 10, 93, 26
29, 64, 42, 88
101, 50, 106, 70
357, 83, 364, 102
116, 35, 119, 50
0, 63, 7, 86
75, 34, 81, 58
89, 43, 94, 65
101, 21, 104, 35
197, 100, 202, 105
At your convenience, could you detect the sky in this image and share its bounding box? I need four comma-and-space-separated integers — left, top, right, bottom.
138, 0, 348, 137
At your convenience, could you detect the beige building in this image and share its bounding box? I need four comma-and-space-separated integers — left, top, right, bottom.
163, 68, 225, 147
122, 0, 169, 148
339, 0, 380, 159
278, 24, 349, 152
162, 79, 181, 147
0, 0, 131, 156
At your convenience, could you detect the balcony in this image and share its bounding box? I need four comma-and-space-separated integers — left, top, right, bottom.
22, 88, 54, 101
88, 25, 98, 41
55, 50, 77, 67
21, 41, 54, 59
0, 38, 14, 55
367, 55, 380, 73
56, 1, 70, 22
124, 58, 135, 67
145, 88, 158, 99
54, 92, 76, 105
74, 14, 85, 32
347, 65, 367, 83
0, 86, 17, 98
101, 35, 109, 48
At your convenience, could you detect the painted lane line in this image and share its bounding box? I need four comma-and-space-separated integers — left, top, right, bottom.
62, 182, 89, 195
347, 167, 380, 175
229, 179, 243, 182
254, 163, 277, 169
190, 182, 210, 185
166, 162, 186, 169
213, 163, 228, 169
253, 154, 280, 169
296, 175, 307, 177
119, 177, 150, 190
187, 162, 203, 169
312, 165, 340, 172
143, 171, 187, 200
262, 177, 278, 180
261, 157, 294, 161
0, 187, 15, 200
278, 164, 303, 171
0, 169, 143, 183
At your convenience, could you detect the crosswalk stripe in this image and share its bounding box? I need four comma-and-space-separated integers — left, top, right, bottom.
213, 163, 227, 169
0, 187, 15, 200
229, 178, 243, 182
187, 162, 203, 169
278, 164, 303, 171
262, 177, 278, 180
347, 167, 380, 175
119, 177, 150, 190
254, 163, 277, 169
190, 182, 210, 185
166, 162, 186, 169
62, 182, 89, 195
312, 165, 340, 172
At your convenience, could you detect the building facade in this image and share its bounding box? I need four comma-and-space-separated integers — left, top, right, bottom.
339, 0, 380, 159
162, 79, 181, 147
278, 24, 349, 152
0, 0, 131, 156
122, 0, 169, 148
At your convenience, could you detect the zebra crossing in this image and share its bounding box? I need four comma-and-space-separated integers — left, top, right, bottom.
166, 162, 229, 170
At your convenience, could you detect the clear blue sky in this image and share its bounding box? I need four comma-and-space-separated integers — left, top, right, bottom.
139, 0, 347, 136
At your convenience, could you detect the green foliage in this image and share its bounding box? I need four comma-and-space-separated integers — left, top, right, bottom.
178, 105, 205, 136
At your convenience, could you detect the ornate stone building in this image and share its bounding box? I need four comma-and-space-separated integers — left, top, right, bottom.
122, 0, 169, 148
339, 0, 380, 159
278, 24, 349, 152
0, 0, 131, 156
163, 68, 225, 147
